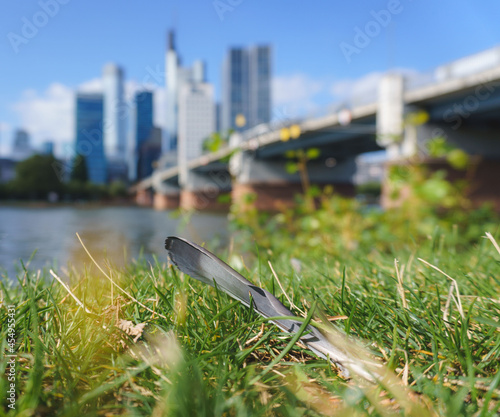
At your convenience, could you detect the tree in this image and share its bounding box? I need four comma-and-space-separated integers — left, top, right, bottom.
10, 154, 64, 199
109, 180, 127, 198
70, 154, 88, 183
202, 130, 233, 153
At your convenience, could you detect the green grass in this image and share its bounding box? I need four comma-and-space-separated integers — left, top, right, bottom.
1, 220, 499, 416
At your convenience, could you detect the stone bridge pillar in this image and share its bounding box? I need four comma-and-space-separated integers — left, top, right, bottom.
376, 73, 406, 159
135, 189, 153, 207
151, 172, 180, 210
179, 168, 232, 211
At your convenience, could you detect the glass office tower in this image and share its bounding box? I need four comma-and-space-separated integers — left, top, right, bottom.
102, 63, 126, 160
133, 91, 154, 179
249, 46, 271, 128
75, 93, 107, 184
222, 45, 271, 132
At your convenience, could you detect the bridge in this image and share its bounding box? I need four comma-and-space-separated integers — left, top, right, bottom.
133, 46, 500, 211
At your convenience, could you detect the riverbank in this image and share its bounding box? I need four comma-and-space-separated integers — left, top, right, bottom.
2, 234, 499, 415
1, 206, 499, 415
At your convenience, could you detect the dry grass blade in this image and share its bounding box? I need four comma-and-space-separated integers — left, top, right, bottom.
394, 259, 408, 309
268, 260, 305, 317
418, 258, 465, 320
484, 232, 500, 304
76, 232, 167, 320
442, 281, 455, 334
485, 232, 500, 256
245, 322, 265, 346
418, 257, 471, 339
50, 269, 93, 314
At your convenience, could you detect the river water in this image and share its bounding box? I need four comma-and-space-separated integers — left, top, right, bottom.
0, 206, 228, 280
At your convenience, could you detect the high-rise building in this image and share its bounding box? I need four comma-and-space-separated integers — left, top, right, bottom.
103, 63, 126, 161
222, 45, 271, 132
249, 46, 271, 128
41, 141, 54, 155
164, 30, 206, 152
134, 91, 154, 150
75, 93, 107, 184
222, 48, 248, 132
133, 91, 155, 180
178, 82, 215, 166
137, 127, 162, 180
165, 31, 179, 152
11, 129, 33, 161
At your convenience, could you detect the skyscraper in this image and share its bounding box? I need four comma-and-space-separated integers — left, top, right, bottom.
222, 48, 248, 132
133, 91, 157, 180
165, 31, 179, 152
222, 45, 271, 132
103, 63, 126, 160
249, 46, 271, 128
164, 30, 206, 152
178, 82, 215, 168
11, 129, 33, 161
75, 93, 107, 184
134, 91, 154, 150
137, 127, 162, 180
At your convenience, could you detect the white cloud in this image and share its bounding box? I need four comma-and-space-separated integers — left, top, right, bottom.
12, 82, 74, 155
331, 71, 383, 100
331, 68, 418, 105
78, 77, 103, 93
272, 74, 325, 118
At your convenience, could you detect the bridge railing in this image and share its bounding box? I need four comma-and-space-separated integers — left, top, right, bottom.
406, 46, 500, 92
405, 70, 437, 91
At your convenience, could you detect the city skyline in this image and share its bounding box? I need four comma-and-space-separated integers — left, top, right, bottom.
2, 1, 500, 156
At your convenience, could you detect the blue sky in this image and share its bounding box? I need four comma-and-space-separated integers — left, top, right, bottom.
1, 0, 500, 156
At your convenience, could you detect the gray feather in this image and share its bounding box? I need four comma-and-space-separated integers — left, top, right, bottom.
165, 236, 374, 380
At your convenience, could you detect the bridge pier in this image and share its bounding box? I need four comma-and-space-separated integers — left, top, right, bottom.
376, 73, 405, 157
179, 169, 231, 211
151, 175, 180, 210
379, 99, 500, 211
230, 151, 356, 210
153, 192, 180, 210
383, 157, 500, 211
135, 189, 153, 207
